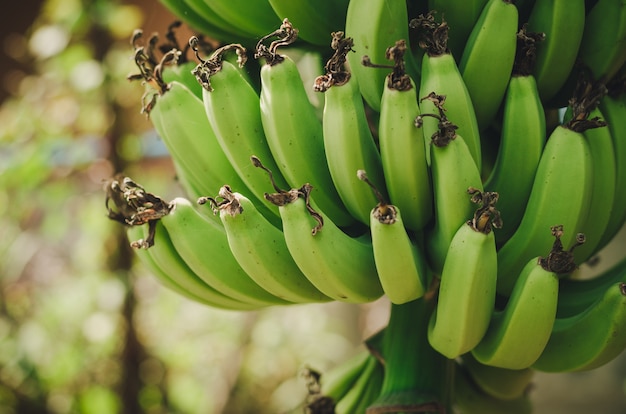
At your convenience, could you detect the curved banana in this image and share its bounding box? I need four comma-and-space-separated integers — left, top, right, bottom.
128, 40, 237, 210
360, 170, 426, 305
416, 98, 484, 274
472, 255, 559, 369
192, 41, 289, 221
472, 225, 585, 370
496, 117, 595, 296
526, 0, 586, 103
458, 0, 519, 131
160, 197, 290, 307
557, 255, 626, 318
532, 282, 626, 372
157, 0, 246, 43
344, 0, 419, 111
126, 225, 230, 306
146, 103, 204, 202
106, 175, 268, 310
161, 59, 203, 100
208, 184, 332, 304
577, 0, 626, 82
572, 105, 615, 263
597, 89, 626, 249
333, 352, 383, 414
254, 20, 354, 227
152, 81, 251, 199
461, 353, 534, 401
263, 180, 384, 304
309, 350, 372, 410
484, 28, 547, 245
428, 189, 501, 359
427, 0, 489, 60
314, 33, 388, 226
267, 0, 350, 46
127, 222, 260, 311
453, 362, 533, 414
411, 11, 482, 170
370, 39, 432, 231
201, 0, 282, 40
182, 0, 259, 41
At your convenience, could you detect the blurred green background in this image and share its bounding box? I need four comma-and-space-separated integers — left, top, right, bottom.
0, 1, 625, 413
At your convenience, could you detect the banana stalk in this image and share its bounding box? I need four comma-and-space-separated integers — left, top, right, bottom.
112, 8, 626, 409
367, 298, 451, 413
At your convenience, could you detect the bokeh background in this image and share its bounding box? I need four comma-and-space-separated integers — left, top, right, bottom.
0, 1, 625, 413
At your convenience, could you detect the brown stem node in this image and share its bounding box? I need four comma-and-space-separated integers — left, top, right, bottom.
467, 187, 502, 234
539, 225, 586, 275
254, 18, 299, 65
190, 38, 247, 91
314, 31, 354, 91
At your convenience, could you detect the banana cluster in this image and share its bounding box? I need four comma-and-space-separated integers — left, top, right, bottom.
108, 0, 626, 411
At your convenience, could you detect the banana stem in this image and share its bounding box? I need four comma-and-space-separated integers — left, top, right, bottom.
366, 296, 452, 413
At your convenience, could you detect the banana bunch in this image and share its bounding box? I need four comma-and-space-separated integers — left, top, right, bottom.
108, 1, 626, 411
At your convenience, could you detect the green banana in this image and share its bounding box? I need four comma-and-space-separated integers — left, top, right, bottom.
208, 184, 332, 304
368, 39, 432, 231
311, 350, 372, 410
161, 59, 203, 100
353, 366, 385, 414
426, 0, 489, 60
532, 282, 626, 372
368, 299, 448, 413
461, 353, 534, 401
411, 11, 482, 170
106, 175, 269, 310
572, 105, 616, 263
147, 100, 205, 202
126, 225, 229, 306
128, 36, 210, 201
526, 0, 586, 103
453, 363, 533, 414
151, 80, 251, 200
263, 179, 383, 303
267, 0, 350, 46
597, 88, 626, 249
314, 33, 388, 226
496, 97, 598, 296
428, 189, 501, 359
333, 352, 383, 414
290, 49, 326, 119
360, 170, 426, 305
160, 197, 290, 307
191, 41, 289, 220
201, 0, 282, 40
128, 221, 260, 311
128, 39, 255, 216
182, 0, 259, 41
254, 20, 354, 227
557, 255, 626, 318
484, 28, 547, 245
157, 0, 245, 43
458, 0, 519, 131
344, 0, 419, 111
472, 225, 585, 370
577, 0, 626, 82
416, 97, 484, 274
